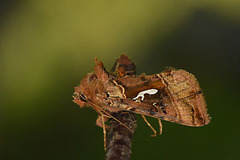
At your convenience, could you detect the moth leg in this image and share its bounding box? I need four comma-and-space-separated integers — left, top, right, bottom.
96, 115, 109, 129
141, 114, 157, 137
96, 114, 108, 151
153, 103, 163, 135
158, 118, 163, 135
101, 115, 107, 151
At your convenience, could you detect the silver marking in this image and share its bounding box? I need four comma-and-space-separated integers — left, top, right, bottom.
133, 89, 158, 101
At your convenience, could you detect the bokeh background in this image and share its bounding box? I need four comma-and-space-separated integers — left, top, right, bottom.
1, 1, 240, 160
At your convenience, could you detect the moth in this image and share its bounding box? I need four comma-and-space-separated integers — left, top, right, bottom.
73, 55, 210, 149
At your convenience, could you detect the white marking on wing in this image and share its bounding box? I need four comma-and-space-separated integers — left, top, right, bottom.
133, 89, 158, 101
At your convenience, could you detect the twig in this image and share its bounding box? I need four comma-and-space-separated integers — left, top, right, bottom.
105, 55, 137, 160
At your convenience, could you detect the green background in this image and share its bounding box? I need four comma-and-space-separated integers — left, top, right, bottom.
1, 1, 240, 159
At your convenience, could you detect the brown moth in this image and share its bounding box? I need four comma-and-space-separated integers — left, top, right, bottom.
73, 55, 210, 141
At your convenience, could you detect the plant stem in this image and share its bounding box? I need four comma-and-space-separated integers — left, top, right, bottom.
105, 55, 137, 160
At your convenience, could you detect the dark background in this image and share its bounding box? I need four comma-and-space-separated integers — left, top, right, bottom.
1, 1, 240, 160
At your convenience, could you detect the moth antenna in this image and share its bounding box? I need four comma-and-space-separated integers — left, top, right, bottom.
86, 100, 134, 133
99, 108, 134, 133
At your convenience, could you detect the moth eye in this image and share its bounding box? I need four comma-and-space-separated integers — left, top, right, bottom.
79, 93, 87, 102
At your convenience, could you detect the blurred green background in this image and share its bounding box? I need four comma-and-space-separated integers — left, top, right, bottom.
1, 1, 240, 159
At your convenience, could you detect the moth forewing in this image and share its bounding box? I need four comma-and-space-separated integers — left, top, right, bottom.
103, 69, 210, 127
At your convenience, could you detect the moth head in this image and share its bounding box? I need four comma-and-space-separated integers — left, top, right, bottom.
73, 58, 111, 107
73, 72, 98, 107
